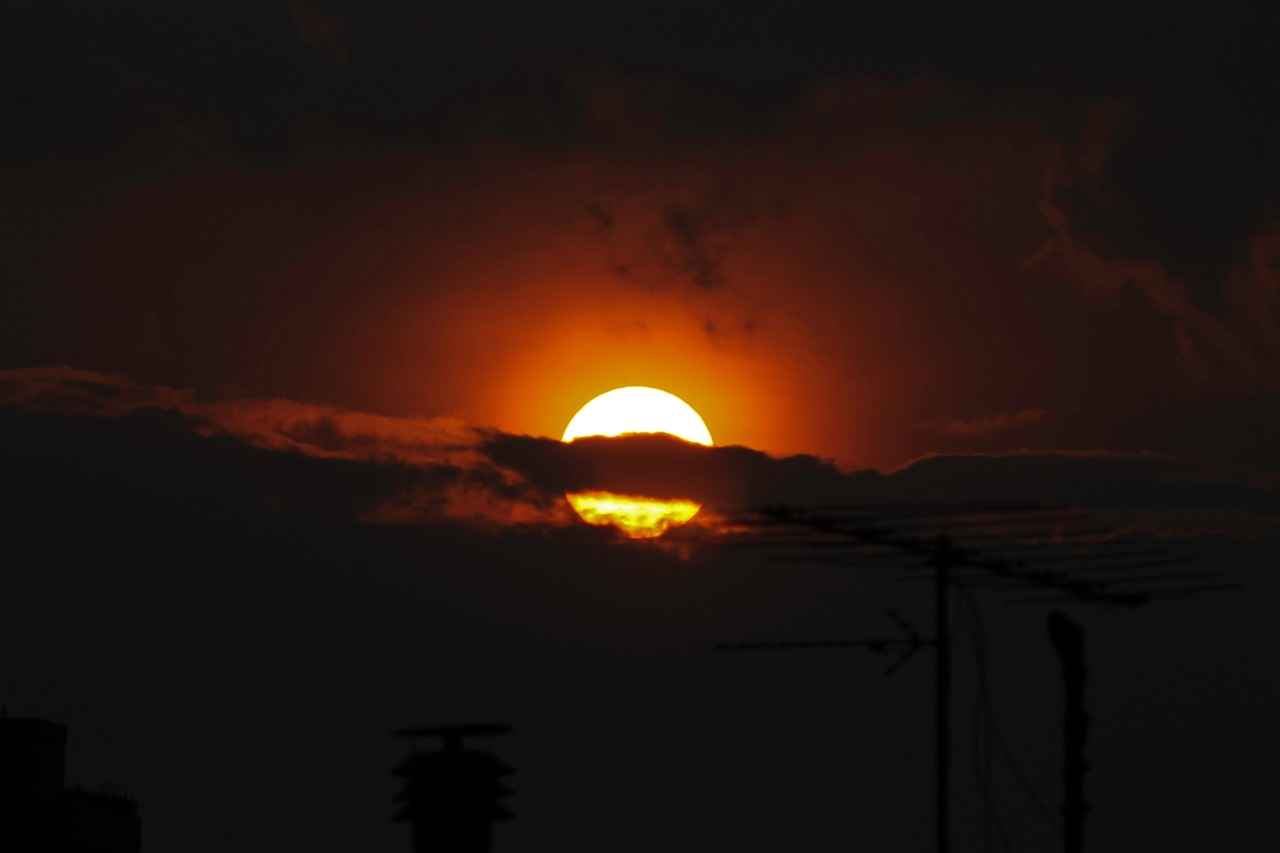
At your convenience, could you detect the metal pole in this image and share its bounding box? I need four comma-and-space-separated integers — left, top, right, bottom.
935, 536, 951, 853
1048, 611, 1088, 853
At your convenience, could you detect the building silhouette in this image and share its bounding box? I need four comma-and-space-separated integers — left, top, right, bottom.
392, 724, 512, 853
0, 713, 140, 853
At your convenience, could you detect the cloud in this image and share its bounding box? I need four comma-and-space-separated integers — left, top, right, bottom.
288, 0, 349, 67
4, 368, 1278, 539
1024, 102, 1279, 387
650, 201, 739, 291
0, 366, 475, 467
602, 187, 758, 294
932, 408, 1046, 436
0, 367, 545, 530
487, 430, 1280, 536
1227, 221, 1280, 352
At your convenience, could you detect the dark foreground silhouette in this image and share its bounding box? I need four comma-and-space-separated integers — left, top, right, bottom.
393, 724, 513, 853
0, 713, 140, 853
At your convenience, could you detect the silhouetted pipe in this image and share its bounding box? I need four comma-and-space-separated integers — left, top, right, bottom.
393, 724, 513, 853
1047, 612, 1088, 853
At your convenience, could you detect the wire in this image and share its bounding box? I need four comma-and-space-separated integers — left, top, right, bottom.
954, 579, 1011, 852
961, 584, 1013, 853
954, 590, 992, 852
962, 585, 1063, 839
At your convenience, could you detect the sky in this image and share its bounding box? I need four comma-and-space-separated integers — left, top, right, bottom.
2, 3, 1279, 852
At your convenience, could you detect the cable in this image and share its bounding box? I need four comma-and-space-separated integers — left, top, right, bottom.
961, 584, 1013, 853
962, 585, 1063, 839
953, 590, 993, 852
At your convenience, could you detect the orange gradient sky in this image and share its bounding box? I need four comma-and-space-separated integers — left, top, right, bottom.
5, 7, 1280, 851
46, 123, 1043, 470
9, 78, 1280, 475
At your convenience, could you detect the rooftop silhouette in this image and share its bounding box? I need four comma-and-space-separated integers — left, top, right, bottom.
0, 712, 140, 853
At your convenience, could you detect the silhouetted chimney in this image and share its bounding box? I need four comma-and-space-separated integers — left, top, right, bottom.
392, 724, 512, 853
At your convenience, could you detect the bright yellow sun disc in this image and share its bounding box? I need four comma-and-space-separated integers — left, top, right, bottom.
562, 387, 712, 445
561, 387, 712, 538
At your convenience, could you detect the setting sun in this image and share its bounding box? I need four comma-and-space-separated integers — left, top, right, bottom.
562, 387, 712, 538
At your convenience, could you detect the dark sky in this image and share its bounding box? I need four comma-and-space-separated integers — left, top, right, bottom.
3, 3, 1279, 851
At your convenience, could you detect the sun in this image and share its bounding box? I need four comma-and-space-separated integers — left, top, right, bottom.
562, 387, 712, 538
563, 386, 713, 445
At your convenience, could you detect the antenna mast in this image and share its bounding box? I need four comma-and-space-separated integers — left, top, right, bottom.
718, 503, 1231, 853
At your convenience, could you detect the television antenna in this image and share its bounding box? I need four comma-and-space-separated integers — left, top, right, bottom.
716, 503, 1235, 853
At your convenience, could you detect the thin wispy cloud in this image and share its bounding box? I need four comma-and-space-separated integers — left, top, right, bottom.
4, 368, 1277, 538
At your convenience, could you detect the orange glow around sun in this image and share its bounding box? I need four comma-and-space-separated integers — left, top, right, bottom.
562, 387, 712, 538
